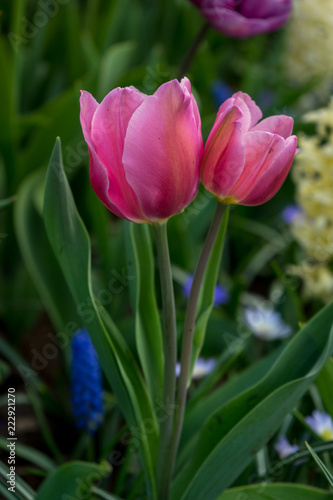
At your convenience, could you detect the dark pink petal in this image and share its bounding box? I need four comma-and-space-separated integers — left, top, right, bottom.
202, 6, 290, 38
240, 135, 297, 205
229, 131, 286, 201
200, 107, 245, 198
123, 79, 201, 221
253, 115, 294, 138
90, 87, 148, 222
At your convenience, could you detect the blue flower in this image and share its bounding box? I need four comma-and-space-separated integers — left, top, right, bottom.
281, 204, 304, 225
274, 435, 299, 459
305, 410, 333, 440
211, 81, 233, 109
244, 306, 292, 340
71, 329, 104, 434
182, 275, 229, 307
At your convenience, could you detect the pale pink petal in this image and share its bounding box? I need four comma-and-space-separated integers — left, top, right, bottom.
90, 87, 148, 222
123, 79, 201, 221
241, 135, 297, 205
229, 131, 286, 201
80, 90, 99, 147
253, 115, 294, 138
233, 92, 263, 130
200, 106, 245, 198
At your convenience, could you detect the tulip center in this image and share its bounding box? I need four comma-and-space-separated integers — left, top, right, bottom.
218, 195, 237, 205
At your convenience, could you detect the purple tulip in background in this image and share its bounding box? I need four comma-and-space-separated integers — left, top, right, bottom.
80, 78, 202, 224
189, 0, 292, 38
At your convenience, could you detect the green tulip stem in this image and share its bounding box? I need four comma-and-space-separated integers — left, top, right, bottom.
153, 222, 178, 500
177, 22, 210, 79
168, 201, 226, 492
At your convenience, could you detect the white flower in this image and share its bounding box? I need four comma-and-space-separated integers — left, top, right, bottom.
176, 357, 216, 379
244, 307, 292, 340
305, 410, 333, 440
275, 435, 299, 459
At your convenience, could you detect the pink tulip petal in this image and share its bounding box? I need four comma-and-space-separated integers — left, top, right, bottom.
80, 90, 99, 147
88, 146, 130, 220
122, 79, 201, 221
80, 91, 130, 219
241, 135, 297, 205
233, 92, 263, 131
230, 131, 286, 201
90, 87, 149, 222
200, 106, 245, 198
253, 115, 294, 138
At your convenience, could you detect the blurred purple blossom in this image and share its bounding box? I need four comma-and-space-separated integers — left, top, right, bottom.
244, 306, 292, 340
188, 0, 292, 39
274, 435, 299, 459
281, 204, 304, 225
182, 275, 229, 306
176, 357, 216, 379
305, 410, 333, 441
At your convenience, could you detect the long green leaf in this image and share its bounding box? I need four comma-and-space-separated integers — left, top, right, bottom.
14, 169, 79, 332
316, 358, 333, 418
218, 483, 332, 500
171, 302, 333, 500
0, 460, 36, 500
43, 139, 157, 499
35, 461, 110, 500
305, 442, 333, 488
124, 222, 164, 400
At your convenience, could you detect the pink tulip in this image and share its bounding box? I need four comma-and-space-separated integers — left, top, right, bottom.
189, 0, 292, 38
80, 78, 202, 224
200, 91, 298, 206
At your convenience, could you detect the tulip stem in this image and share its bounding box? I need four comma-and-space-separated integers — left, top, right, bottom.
153, 223, 178, 500
177, 22, 210, 79
167, 202, 227, 493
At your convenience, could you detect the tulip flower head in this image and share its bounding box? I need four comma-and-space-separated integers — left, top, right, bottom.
189, 0, 292, 38
200, 91, 298, 206
80, 78, 202, 224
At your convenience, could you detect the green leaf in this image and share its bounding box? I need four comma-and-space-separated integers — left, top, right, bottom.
124, 222, 164, 400
180, 346, 283, 451
171, 302, 333, 500
190, 207, 229, 377
316, 358, 333, 418
0, 460, 36, 500
0, 438, 55, 471
0, 196, 16, 211
43, 139, 157, 499
305, 442, 333, 488
14, 169, 79, 332
217, 483, 333, 500
97, 41, 136, 101
35, 461, 111, 500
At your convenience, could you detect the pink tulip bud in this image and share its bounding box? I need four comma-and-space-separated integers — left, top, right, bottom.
80, 78, 202, 224
200, 91, 298, 206
189, 0, 292, 38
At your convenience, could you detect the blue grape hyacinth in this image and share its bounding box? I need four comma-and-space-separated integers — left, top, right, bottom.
71, 328, 104, 434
